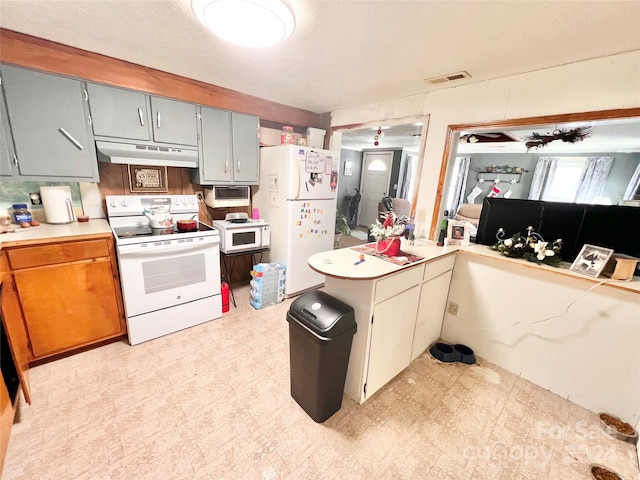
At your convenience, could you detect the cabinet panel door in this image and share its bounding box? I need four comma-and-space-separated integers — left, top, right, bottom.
149, 96, 197, 146
412, 270, 453, 361
1, 65, 96, 179
0, 279, 31, 404
0, 93, 15, 176
14, 260, 123, 359
200, 106, 232, 182
366, 285, 420, 399
231, 112, 259, 184
86, 83, 150, 141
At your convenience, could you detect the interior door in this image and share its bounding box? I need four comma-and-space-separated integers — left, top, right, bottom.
358, 151, 393, 227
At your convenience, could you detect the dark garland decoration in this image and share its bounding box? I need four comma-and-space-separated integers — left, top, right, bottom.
525, 126, 591, 151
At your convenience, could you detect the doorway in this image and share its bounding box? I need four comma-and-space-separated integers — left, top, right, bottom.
358, 151, 393, 227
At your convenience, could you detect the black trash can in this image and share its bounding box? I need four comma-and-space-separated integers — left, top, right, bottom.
286, 290, 357, 423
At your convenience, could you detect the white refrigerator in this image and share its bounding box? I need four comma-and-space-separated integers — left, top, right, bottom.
253, 145, 339, 297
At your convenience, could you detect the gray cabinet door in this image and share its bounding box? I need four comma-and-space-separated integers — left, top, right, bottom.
86, 83, 150, 141
199, 106, 232, 183
231, 113, 259, 184
149, 96, 197, 146
1, 65, 97, 180
0, 91, 15, 176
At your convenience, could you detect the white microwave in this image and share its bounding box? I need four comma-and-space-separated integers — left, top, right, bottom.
204, 186, 251, 208
212, 219, 270, 254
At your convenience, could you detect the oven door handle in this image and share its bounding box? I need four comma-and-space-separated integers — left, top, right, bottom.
117, 240, 218, 256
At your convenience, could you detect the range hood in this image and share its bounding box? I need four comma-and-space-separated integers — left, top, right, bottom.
95, 140, 198, 168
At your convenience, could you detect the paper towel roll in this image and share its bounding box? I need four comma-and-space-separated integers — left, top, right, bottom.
40, 186, 75, 224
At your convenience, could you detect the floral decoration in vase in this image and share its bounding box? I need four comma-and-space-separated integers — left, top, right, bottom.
491, 226, 563, 266
370, 212, 408, 256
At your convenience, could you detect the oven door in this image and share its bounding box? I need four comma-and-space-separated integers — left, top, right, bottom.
224, 226, 262, 253
117, 236, 220, 317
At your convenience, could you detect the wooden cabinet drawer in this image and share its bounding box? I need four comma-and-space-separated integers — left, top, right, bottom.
374, 264, 424, 303
6, 239, 110, 270
423, 254, 456, 282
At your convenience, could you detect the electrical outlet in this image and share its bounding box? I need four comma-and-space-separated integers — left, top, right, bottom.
196, 191, 204, 202
448, 301, 459, 315
29, 192, 42, 206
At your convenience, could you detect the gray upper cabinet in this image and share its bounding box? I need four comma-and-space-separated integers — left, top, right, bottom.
86, 83, 150, 141
87, 83, 197, 147
193, 106, 259, 185
231, 113, 260, 184
1, 64, 99, 182
0, 90, 16, 177
149, 97, 198, 146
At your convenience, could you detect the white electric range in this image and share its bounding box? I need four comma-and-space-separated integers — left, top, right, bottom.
106, 194, 221, 345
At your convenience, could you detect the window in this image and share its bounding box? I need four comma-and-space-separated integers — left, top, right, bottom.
541, 157, 587, 202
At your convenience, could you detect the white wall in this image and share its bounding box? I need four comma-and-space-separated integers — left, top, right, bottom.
331, 50, 640, 237
443, 254, 640, 424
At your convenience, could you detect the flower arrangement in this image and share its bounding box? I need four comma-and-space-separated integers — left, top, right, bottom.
370, 212, 407, 241
491, 226, 563, 266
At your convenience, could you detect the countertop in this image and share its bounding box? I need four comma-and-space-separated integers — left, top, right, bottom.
0, 219, 113, 248
309, 239, 640, 294
308, 240, 458, 280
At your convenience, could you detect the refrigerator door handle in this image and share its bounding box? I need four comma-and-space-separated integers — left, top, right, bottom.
292, 154, 300, 199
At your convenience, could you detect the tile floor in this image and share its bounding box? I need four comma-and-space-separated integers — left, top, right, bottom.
3, 284, 638, 479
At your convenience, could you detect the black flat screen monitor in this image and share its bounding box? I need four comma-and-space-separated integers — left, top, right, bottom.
474, 198, 543, 246
474, 198, 640, 268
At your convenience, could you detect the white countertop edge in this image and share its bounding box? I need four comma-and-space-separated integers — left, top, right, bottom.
309, 239, 640, 294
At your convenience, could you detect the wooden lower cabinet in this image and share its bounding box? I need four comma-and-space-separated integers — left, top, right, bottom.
14, 258, 123, 358
5, 235, 126, 361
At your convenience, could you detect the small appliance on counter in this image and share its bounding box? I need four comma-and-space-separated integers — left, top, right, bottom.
213, 215, 270, 254
40, 186, 75, 224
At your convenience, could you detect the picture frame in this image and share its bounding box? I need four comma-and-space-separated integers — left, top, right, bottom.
570, 244, 614, 278
446, 220, 470, 246
128, 165, 168, 193
344, 161, 353, 176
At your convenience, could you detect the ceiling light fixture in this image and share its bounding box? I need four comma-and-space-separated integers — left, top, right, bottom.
192, 0, 295, 48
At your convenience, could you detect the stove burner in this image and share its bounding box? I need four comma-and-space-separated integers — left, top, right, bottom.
112, 222, 216, 241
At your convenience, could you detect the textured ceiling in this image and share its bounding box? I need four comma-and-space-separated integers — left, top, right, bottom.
1, 0, 639, 115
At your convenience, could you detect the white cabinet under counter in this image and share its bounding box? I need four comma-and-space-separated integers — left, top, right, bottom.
309, 245, 457, 403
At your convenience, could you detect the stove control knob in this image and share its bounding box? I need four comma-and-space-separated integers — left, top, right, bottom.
109, 200, 118, 208
173, 199, 180, 206
120, 200, 128, 207
189, 197, 196, 205
182, 198, 188, 205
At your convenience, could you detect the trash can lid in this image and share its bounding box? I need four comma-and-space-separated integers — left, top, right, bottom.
288, 290, 356, 338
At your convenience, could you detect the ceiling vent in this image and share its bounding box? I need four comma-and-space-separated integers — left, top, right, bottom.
425, 71, 471, 85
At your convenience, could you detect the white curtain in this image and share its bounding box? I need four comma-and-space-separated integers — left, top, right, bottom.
574, 156, 613, 203
528, 157, 558, 200
623, 162, 640, 200
444, 156, 470, 216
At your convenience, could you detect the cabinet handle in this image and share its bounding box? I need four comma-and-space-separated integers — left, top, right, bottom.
83, 90, 88, 101
13, 155, 18, 167
225, 159, 229, 173
156, 111, 161, 129
237, 160, 241, 174
88, 115, 93, 126
138, 108, 145, 126
58, 128, 84, 150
